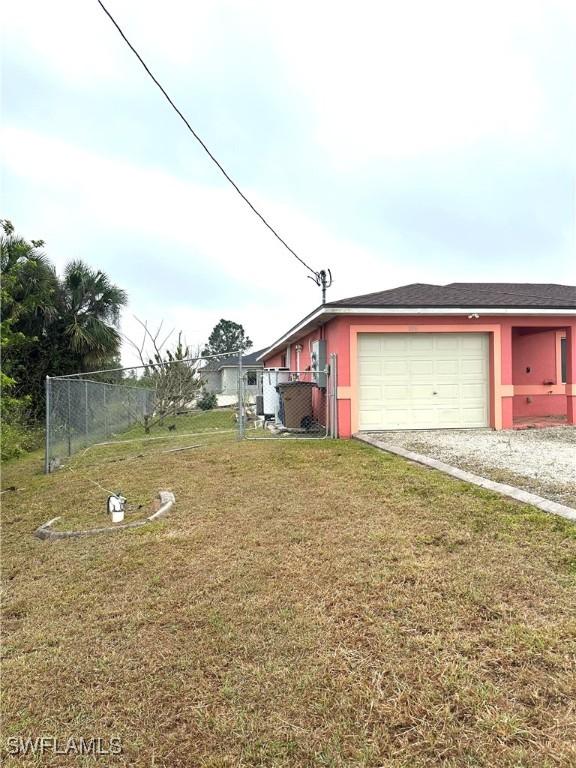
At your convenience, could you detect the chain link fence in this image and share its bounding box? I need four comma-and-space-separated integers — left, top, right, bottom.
238, 353, 338, 439
45, 351, 241, 472
46, 350, 339, 469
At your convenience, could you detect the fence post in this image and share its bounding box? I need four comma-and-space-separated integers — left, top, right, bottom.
84, 380, 89, 440
44, 376, 51, 474
238, 349, 245, 440
103, 385, 108, 438
67, 379, 72, 456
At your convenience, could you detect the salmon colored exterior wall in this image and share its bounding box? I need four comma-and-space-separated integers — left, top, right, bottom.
512, 330, 567, 418
263, 315, 576, 437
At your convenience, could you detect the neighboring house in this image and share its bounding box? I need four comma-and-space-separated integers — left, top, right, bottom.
201, 349, 267, 396
258, 283, 576, 437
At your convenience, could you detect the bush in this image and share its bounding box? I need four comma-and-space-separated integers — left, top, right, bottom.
197, 389, 218, 411
0, 372, 42, 461
1, 421, 41, 461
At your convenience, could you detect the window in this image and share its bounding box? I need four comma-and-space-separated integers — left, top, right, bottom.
280, 353, 287, 368
247, 370, 257, 386
561, 337, 567, 384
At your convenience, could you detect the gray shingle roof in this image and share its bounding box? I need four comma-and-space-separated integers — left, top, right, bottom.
325, 283, 576, 309
202, 348, 267, 371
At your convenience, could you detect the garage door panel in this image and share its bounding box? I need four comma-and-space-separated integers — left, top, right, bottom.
358, 333, 488, 430
436, 408, 462, 424
381, 336, 410, 352
435, 336, 461, 352
359, 385, 382, 400
461, 359, 486, 375
410, 336, 435, 352
409, 384, 435, 400
410, 359, 434, 375
360, 336, 384, 353
382, 360, 410, 375
384, 385, 413, 399
460, 407, 486, 423
434, 384, 459, 399
408, 407, 437, 424
435, 359, 459, 375
358, 360, 384, 376
461, 336, 485, 352
461, 383, 486, 398
388, 409, 424, 427
359, 410, 386, 429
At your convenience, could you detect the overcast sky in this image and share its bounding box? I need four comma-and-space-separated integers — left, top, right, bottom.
2, 0, 575, 364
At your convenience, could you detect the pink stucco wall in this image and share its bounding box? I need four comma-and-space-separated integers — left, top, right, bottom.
263, 314, 575, 436
512, 330, 557, 384
512, 329, 566, 419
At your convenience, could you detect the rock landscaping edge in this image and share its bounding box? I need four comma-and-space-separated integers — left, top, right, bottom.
34, 490, 176, 540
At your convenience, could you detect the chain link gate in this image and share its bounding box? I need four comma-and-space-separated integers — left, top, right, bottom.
238, 353, 338, 439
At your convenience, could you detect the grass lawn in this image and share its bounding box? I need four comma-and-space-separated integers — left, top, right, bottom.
2, 413, 575, 766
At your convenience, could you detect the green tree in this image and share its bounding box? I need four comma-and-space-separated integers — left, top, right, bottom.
57, 260, 127, 368
1, 218, 57, 350
1, 220, 128, 420
1, 219, 58, 419
203, 319, 252, 357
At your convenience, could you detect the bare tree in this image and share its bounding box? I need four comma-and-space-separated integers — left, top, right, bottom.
124, 318, 203, 429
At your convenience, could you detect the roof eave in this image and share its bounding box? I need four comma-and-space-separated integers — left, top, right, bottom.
258, 304, 576, 361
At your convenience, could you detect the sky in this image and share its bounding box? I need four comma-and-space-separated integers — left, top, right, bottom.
2, 0, 575, 365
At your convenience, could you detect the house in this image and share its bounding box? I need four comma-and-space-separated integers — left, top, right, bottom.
201, 348, 267, 397
258, 283, 576, 437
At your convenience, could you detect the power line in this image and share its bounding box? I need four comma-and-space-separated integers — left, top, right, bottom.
95, 0, 319, 280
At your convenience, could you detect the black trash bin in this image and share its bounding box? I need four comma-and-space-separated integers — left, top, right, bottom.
276, 381, 315, 429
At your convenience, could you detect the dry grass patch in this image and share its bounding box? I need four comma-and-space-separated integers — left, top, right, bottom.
2, 423, 575, 766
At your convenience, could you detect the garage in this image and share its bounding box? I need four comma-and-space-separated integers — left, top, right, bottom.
358, 332, 489, 430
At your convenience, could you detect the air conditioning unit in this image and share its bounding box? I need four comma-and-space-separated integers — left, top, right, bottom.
311, 340, 327, 388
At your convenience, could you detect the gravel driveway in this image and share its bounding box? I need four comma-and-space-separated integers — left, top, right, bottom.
367, 427, 576, 508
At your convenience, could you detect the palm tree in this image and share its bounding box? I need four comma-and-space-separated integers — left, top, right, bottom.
59, 260, 128, 369
1, 220, 58, 336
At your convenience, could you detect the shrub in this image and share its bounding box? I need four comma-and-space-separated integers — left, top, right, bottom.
197, 389, 218, 411
0, 372, 42, 461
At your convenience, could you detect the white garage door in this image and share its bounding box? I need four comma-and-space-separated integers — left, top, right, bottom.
358, 333, 489, 430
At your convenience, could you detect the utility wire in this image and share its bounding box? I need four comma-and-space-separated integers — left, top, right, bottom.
95, 0, 318, 278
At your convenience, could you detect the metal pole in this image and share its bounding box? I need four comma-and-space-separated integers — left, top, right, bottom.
328, 357, 333, 438
85, 380, 89, 441
103, 385, 108, 438
330, 354, 334, 438
333, 354, 339, 438
67, 379, 72, 456
238, 350, 244, 439
44, 376, 51, 474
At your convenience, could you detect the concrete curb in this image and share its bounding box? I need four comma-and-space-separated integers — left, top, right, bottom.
354, 434, 576, 522
34, 490, 176, 540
